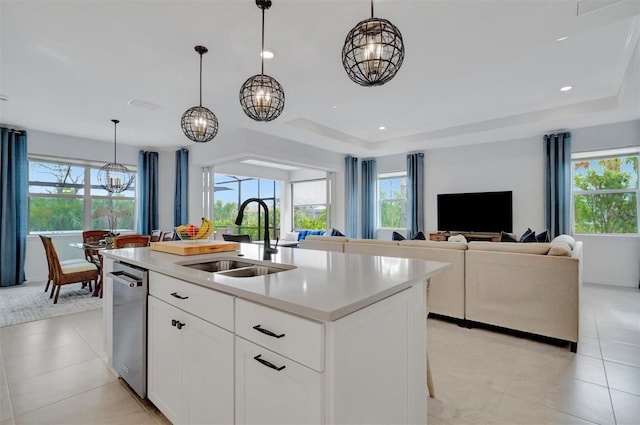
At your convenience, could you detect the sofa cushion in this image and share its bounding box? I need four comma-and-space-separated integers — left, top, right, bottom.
518, 228, 537, 243
551, 234, 576, 249
413, 231, 426, 240
468, 241, 551, 255
500, 231, 518, 242
535, 230, 550, 243
326, 228, 345, 237
296, 229, 326, 240
305, 235, 349, 242
392, 231, 405, 241
349, 238, 399, 246
399, 240, 468, 250
548, 241, 572, 256
284, 231, 300, 241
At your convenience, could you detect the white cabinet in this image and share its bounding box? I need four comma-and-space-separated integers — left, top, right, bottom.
147, 276, 235, 425
235, 338, 322, 425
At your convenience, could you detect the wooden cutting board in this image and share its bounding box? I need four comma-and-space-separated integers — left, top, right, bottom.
150, 240, 240, 256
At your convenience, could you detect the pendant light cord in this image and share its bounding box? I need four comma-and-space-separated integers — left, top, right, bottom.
113, 120, 118, 163
199, 52, 203, 107
371, 0, 374, 18
261, 6, 265, 75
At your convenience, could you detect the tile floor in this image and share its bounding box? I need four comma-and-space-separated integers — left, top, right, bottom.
0, 282, 638, 425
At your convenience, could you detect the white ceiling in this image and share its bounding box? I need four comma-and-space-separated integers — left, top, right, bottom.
1, 0, 639, 158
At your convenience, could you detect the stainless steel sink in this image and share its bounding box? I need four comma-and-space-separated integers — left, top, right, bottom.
216, 265, 288, 278
182, 259, 253, 272
180, 258, 296, 278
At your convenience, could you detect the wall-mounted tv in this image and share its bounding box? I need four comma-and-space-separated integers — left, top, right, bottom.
437, 191, 513, 233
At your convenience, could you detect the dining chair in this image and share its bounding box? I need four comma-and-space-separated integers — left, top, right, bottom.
113, 234, 151, 248
161, 230, 175, 241
41, 237, 87, 295
150, 229, 163, 242
40, 235, 99, 304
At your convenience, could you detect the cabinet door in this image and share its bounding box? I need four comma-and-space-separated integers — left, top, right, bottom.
148, 296, 182, 424
183, 313, 235, 425
235, 338, 322, 425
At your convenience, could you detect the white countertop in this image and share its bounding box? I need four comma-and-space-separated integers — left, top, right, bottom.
102, 244, 450, 322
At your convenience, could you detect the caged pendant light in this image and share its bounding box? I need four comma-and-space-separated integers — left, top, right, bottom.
342, 0, 405, 86
181, 45, 219, 142
239, 0, 285, 122
97, 119, 134, 194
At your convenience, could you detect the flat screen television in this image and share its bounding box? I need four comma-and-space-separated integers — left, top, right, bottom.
437, 191, 513, 233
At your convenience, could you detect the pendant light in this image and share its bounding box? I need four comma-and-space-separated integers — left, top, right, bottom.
97, 119, 134, 193
181, 45, 219, 142
342, 0, 405, 86
239, 0, 285, 122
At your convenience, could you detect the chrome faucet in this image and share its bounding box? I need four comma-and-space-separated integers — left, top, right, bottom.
235, 197, 278, 261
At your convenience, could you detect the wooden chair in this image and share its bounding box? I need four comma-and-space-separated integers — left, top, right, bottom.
150, 229, 163, 242
161, 230, 175, 241
41, 237, 86, 295
82, 230, 109, 297
113, 234, 151, 248
40, 235, 99, 304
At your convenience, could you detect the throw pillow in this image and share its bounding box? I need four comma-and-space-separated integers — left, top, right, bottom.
392, 231, 406, 241
548, 241, 572, 256
552, 234, 576, 249
412, 231, 426, 240
535, 230, 550, 243
518, 228, 536, 243
500, 231, 518, 243
284, 231, 299, 242
330, 228, 345, 237
448, 234, 467, 244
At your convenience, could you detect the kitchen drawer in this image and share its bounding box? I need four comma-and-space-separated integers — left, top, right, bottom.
236, 299, 324, 372
149, 271, 234, 332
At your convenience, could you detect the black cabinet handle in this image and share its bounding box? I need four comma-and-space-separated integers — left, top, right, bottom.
254, 354, 285, 371
252, 324, 285, 339
176, 321, 186, 330
170, 292, 189, 300
171, 319, 178, 327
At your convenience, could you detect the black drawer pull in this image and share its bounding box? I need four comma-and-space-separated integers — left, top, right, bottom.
253, 324, 285, 339
171, 319, 178, 327
254, 354, 285, 371
176, 321, 186, 330
170, 292, 189, 300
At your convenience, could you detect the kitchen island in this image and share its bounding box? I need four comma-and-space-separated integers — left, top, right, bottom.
102, 243, 450, 425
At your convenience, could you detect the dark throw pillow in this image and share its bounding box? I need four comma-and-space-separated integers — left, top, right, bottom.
392, 231, 406, 241
535, 230, 550, 243
412, 231, 426, 240
519, 228, 537, 243
500, 231, 518, 243
330, 228, 345, 237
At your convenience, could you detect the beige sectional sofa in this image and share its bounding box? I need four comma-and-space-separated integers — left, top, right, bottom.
300, 235, 583, 351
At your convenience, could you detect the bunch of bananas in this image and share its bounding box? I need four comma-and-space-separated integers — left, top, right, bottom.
176, 217, 213, 240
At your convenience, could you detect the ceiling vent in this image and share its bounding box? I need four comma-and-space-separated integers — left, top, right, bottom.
126, 99, 162, 111
577, 0, 622, 16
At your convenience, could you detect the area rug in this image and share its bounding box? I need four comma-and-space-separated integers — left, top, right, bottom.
0, 281, 102, 327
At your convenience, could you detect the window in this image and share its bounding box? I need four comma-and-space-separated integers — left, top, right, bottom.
378, 172, 406, 228
292, 179, 327, 230
572, 149, 639, 234
213, 174, 280, 240
28, 158, 136, 233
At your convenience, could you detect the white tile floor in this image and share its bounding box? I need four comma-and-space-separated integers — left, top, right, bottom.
0, 283, 638, 425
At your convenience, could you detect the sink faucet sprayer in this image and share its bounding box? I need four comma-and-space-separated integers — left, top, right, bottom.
234, 198, 278, 261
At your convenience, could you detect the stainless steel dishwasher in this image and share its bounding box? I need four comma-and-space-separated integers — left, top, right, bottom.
108, 261, 148, 399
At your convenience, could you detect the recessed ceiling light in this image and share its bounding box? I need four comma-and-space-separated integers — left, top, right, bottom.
261, 49, 276, 59
556, 36, 569, 41
332, 105, 338, 109
378, 126, 386, 130
560, 86, 573, 92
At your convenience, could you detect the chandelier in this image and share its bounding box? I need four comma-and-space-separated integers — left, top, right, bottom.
239, 0, 285, 122
181, 45, 219, 142
97, 119, 134, 193
342, 0, 405, 86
